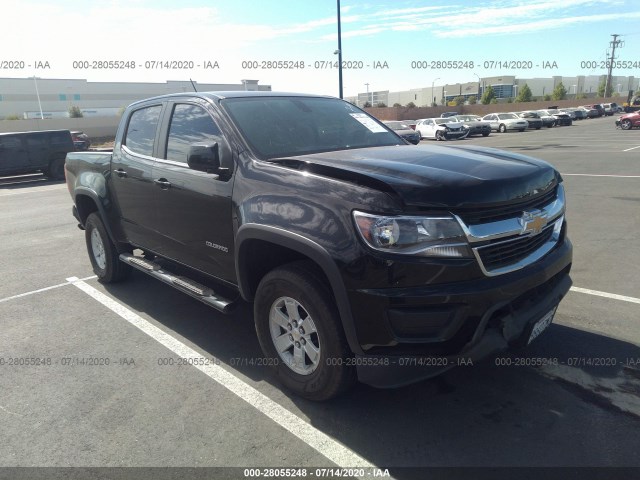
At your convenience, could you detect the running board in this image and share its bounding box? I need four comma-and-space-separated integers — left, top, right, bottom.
119, 253, 234, 313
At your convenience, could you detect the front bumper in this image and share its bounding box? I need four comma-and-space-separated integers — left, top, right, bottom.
350, 238, 573, 387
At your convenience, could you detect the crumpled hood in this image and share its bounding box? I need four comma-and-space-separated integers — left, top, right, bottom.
282, 144, 559, 209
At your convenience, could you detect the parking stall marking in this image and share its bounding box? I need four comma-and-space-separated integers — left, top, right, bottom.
0, 275, 97, 304
0, 184, 67, 196
570, 287, 640, 305
560, 174, 640, 178
622, 145, 640, 152
65, 276, 378, 477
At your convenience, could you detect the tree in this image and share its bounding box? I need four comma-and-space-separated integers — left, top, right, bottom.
68, 105, 83, 118
507, 97, 513, 103
576, 93, 587, 100
376, 102, 387, 108
363, 101, 372, 108
490, 98, 498, 104
406, 102, 416, 108
481, 85, 496, 105
552, 82, 567, 101
392, 103, 402, 108
515, 84, 532, 102
453, 96, 465, 106
597, 79, 606, 97
4, 114, 21, 120
468, 96, 477, 105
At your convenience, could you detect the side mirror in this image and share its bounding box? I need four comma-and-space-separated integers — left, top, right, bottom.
187, 143, 220, 173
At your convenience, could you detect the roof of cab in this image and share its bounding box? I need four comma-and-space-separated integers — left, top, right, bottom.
127, 91, 335, 108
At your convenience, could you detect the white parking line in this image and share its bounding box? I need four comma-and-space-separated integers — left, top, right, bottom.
561, 174, 640, 178
0, 275, 97, 304
0, 184, 67, 196
622, 145, 640, 152
570, 287, 640, 305
65, 276, 377, 476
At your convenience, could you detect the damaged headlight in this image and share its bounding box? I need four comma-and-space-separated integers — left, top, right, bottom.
353, 211, 472, 257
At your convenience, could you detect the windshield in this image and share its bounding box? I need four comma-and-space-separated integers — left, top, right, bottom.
221, 96, 402, 159
498, 113, 518, 120
456, 115, 479, 121
434, 118, 456, 124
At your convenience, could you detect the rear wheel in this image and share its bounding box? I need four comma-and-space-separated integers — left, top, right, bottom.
621, 119, 632, 130
85, 213, 131, 283
498, 124, 507, 133
254, 262, 356, 401
46, 157, 65, 180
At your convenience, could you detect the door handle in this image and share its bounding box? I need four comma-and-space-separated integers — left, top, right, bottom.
114, 168, 127, 178
154, 178, 172, 189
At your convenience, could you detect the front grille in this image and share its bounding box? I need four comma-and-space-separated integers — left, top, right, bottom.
477, 224, 555, 270
455, 186, 557, 224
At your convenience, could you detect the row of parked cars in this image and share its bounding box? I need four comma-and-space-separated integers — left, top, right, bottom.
385, 103, 632, 141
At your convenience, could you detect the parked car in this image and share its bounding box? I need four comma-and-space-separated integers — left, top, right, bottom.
582, 104, 604, 117
0, 129, 74, 179
70, 131, 91, 151
482, 113, 528, 132
514, 111, 542, 130
440, 112, 459, 118
532, 110, 556, 127
602, 103, 618, 116
544, 109, 572, 126
416, 117, 469, 140
65, 91, 572, 400
616, 111, 640, 130
451, 115, 491, 137
566, 108, 587, 120
580, 106, 600, 118
383, 121, 421, 144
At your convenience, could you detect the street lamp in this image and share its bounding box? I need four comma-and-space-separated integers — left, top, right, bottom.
572, 84, 577, 98
32, 76, 44, 120
336, 0, 343, 99
365, 83, 373, 106
431, 77, 440, 106
513, 84, 518, 99
473, 73, 480, 98
444, 90, 447, 105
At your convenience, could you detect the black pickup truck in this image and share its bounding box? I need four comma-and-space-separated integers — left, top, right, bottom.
1, 129, 74, 179
65, 92, 572, 400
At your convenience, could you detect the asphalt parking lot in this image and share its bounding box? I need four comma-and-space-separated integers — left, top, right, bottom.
0, 115, 639, 480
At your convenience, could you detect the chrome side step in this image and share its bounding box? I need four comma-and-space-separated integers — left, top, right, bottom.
119, 253, 234, 313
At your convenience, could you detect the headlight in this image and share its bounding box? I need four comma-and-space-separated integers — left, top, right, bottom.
353, 211, 472, 257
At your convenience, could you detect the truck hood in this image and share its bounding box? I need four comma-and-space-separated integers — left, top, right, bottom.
278, 144, 559, 209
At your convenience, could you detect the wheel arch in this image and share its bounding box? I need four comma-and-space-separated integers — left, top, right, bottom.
74, 188, 119, 246
235, 224, 363, 355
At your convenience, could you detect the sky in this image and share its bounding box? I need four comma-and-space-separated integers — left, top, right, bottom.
2, 0, 640, 98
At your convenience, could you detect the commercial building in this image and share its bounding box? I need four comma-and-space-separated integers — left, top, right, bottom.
349, 75, 638, 107
0, 78, 271, 119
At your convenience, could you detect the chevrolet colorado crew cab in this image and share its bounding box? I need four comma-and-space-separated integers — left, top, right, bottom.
65, 92, 572, 400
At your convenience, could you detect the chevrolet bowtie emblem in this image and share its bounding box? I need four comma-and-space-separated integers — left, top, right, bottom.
520, 210, 548, 235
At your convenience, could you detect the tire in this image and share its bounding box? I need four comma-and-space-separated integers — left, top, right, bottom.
482, 131, 490, 137
621, 120, 632, 130
85, 213, 131, 283
518, 129, 525, 132
535, 126, 541, 130
46, 157, 65, 180
435, 130, 445, 141
254, 261, 356, 401
498, 124, 507, 133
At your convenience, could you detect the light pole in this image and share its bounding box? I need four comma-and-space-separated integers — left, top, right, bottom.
444, 90, 448, 105
336, 0, 343, 99
513, 84, 518, 99
431, 77, 440, 106
473, 73, 480, 99
365, 83, 373, 107
32, 76, 44, 120
572, 84, 577, 98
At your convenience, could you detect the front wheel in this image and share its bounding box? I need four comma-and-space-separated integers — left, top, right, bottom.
85, 213, 131, 283
621, 120, 632, 130
254, 262, 356, 401
435, 130, 446, 141
498, 124, 507, 133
